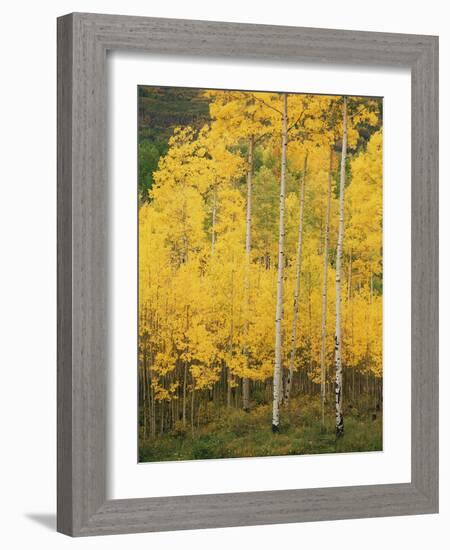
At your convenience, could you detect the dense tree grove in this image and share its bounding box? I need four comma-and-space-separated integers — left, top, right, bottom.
138, 88, 382, 457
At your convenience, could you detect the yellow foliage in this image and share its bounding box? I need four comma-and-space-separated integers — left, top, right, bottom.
139, 91, 383, 408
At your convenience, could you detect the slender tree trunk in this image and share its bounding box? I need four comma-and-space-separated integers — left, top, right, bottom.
243, 136, 254, 411
284, 153, 308, 405
197, 394, 201, 428
272, 93, 288, 432
151, 385, 156, 436
320, 149, 333, 424
211, 185, 217, 254
307, 277, 314, 396
191, 385, 195, 435
350, 256, 355, 402
335, 96, 348, 438
182, 305, 190, 426
182, 362, 187, 426
142, 351, 150, 438
352, 366, 355, 402
228, 267, 235, 408
147, 355, 153, 434
370, 273, 374, 304
160, 401, 165, 434
347, 249, 353, 301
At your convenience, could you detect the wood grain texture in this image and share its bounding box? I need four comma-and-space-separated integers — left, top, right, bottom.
57, 12, 439, 536
57, 13, 73, 535
410, 37, 439, 506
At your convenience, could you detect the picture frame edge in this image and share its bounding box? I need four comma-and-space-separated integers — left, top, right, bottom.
57, 12, 439, 537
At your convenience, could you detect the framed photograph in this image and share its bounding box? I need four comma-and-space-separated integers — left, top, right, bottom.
57, 13, 438, 536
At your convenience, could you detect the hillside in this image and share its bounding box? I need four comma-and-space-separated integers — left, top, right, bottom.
138, 86, 211, 201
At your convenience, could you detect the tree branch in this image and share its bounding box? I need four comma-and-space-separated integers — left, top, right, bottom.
251, 93, 283, 115
287, 109, 306, 133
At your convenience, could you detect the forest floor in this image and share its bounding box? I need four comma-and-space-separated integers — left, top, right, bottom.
139, 395, 382, 462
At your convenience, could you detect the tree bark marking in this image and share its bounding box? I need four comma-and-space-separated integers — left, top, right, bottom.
272, 93, 288, 432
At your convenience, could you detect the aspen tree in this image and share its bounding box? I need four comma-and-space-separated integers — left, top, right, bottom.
211, 185, 217, 254
272, 93, 288, 432
320, 149, 333, 424
335, 97, 348, 438
243, 135, 254, 411
284, 153, 307, 406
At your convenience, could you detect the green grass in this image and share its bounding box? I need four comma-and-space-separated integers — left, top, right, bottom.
139, 395, 382, 462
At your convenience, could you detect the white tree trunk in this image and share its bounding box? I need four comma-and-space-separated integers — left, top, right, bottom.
243, 136, 254, 411
228, 267, 235, 408
335, 97, 348, 438
182, 362, 187, 425
211, 185, 217, 254
320, 149, 333, 424
272, 93, 288, 432
182, 304, 190, 426
284, 154, 307, 406
245, 136, 254, 256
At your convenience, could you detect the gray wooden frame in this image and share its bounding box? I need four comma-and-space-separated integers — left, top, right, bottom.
57, 12, 438, 537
